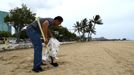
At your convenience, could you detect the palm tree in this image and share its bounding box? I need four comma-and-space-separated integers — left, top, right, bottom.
74, 21, 81, 41
91, 15, 103, 29
74, 18, 88, 41
88, 15, 103, 41
74, 15, 103, 41
86, 21, 94, 41
80, 18, 88, 41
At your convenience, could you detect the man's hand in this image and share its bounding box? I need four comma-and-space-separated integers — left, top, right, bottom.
45, 39, 48, 45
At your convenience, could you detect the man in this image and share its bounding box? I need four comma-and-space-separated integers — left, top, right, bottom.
26, 16, 63, 72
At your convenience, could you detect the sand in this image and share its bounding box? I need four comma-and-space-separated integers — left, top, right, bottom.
0, 41, 134, 75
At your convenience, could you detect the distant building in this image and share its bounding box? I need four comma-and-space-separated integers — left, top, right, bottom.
0, 11, 11, 33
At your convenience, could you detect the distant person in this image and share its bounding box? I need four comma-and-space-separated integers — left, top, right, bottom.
26, 16, 63, 72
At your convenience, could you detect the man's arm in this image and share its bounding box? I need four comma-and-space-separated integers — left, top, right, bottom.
42, 20, 49, 44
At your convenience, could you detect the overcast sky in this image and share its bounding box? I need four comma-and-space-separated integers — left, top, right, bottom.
0, 0, 134, 40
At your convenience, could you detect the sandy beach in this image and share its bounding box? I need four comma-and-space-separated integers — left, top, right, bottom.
0, 41, 134, 75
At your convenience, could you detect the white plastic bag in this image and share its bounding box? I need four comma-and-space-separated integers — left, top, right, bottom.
42, 38, 60, 63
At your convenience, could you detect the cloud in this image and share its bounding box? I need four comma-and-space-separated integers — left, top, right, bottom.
0, 0, 134, 39
21, 0, 63, 11
0, 0, 21, 11
0, 0, 63, 12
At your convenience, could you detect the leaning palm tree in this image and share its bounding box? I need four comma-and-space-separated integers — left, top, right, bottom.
91, 15, 103, 29
88, 15, 103, 41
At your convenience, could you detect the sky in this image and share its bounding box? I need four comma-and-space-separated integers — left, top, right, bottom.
0, 0, 134, 40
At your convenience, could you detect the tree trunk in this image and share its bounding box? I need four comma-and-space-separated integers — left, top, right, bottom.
78, 32, 81, 41
88, 32, 92, 41
81, 32, 86, 42
88, 32, 90, 41
15, 26, 21, 43
89, 33, 92, 41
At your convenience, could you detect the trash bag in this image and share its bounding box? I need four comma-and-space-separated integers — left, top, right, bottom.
42, 38, 60, 63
